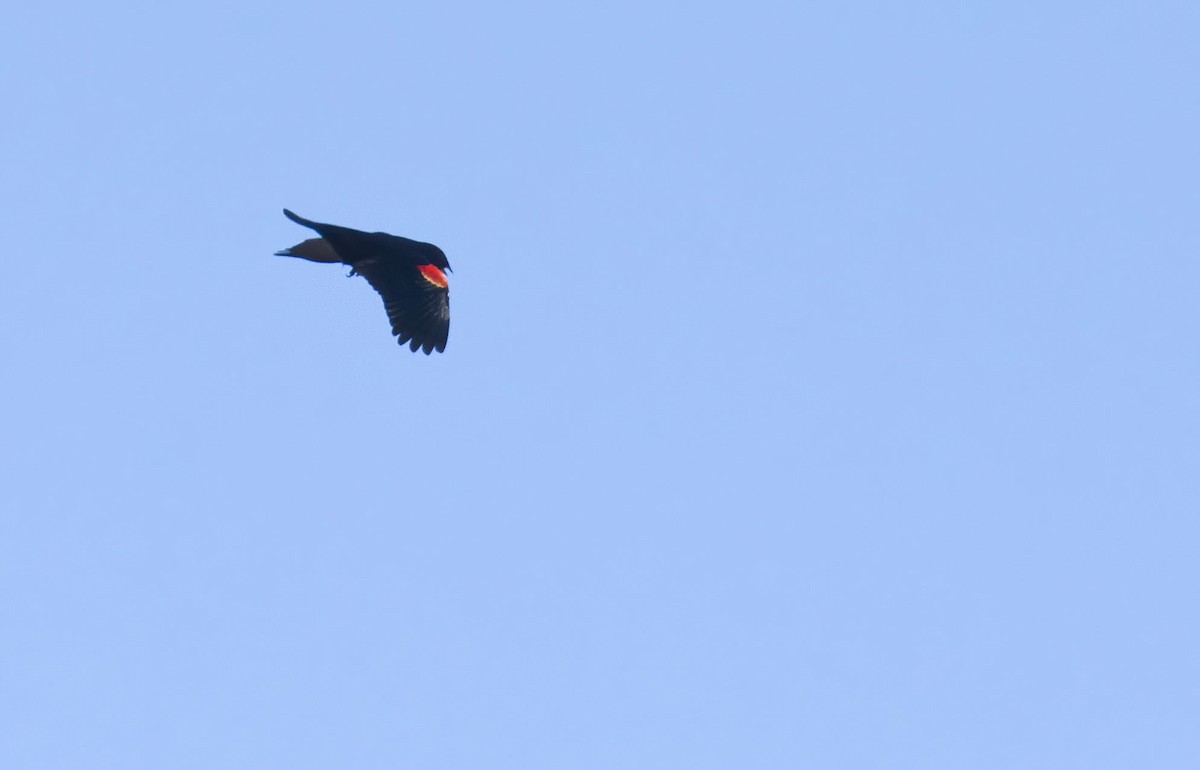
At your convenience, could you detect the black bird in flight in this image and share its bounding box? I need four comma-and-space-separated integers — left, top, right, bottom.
275, 209, 450, 354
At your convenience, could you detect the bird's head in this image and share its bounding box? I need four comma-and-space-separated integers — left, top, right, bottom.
435, 248, 452, 273
425, 243, 452, 272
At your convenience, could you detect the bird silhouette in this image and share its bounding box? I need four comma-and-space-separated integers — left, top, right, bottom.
275, 209, 450, 354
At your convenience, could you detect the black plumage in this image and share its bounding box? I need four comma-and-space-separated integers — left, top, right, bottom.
275, 209, 451, 354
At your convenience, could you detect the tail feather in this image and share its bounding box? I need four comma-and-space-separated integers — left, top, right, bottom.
278, 209, 343, 263
275, 236, 342, 264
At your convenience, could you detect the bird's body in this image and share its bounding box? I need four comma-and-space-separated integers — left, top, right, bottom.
275, 209, 450, 354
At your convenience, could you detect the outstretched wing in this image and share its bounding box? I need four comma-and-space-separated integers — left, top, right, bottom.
353, 260, 450, 354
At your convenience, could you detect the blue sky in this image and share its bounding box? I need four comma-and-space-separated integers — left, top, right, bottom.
3, 1, 1198, 767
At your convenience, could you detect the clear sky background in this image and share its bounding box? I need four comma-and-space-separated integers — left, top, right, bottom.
3, 1, 1198, 767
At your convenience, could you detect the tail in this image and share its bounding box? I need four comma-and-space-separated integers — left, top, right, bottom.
276, 210, 343, 263
275, 237, 342, 263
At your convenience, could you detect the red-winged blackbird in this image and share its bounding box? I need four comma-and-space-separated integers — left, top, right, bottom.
275, 209, 450, 354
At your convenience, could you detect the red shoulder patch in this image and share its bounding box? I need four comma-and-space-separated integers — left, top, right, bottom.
417, 264, 448, 289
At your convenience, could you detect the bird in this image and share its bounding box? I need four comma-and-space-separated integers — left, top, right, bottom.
275, 209, 450, 354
